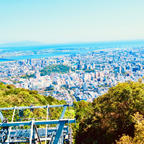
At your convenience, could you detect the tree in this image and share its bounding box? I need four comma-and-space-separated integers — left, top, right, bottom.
116, 112, 144, 144
75, 82, 144, 144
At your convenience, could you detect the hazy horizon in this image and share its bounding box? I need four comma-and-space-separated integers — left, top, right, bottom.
0, 39, 144, 47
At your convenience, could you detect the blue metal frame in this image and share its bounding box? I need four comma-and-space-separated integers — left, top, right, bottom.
53, 120, 66, 144
0, 119, 75, 127
0, 111, 4, 122
0, 104, 75, 144
59, 105, 67, 119
0, 104, 72, 111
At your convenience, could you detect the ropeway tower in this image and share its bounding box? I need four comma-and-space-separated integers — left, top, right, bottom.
0, 104, 75, 144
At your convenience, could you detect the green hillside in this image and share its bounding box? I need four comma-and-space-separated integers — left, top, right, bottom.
0, 82, 67, 121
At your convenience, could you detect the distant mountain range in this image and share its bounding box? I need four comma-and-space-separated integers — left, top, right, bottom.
0, 40, 144, 48
0, 41, 45, 48
0, 40, 144, 50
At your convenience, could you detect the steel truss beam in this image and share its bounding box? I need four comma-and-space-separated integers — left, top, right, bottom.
0, 104, 75, 144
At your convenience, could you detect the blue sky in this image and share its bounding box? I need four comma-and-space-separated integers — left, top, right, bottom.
0, 0, 144, 44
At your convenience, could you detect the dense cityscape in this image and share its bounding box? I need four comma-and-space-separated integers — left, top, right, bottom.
1, 0, 144, 143
0, 47, 144, 104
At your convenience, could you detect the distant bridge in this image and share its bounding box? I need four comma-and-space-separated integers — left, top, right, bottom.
0, 104, 75, 144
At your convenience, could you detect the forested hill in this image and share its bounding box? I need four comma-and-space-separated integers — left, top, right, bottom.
0, 82, 67, 121
40, 64, 70, 76
0, 82, 66, 107
0, 82, 144, 144
74, 81, 144, 144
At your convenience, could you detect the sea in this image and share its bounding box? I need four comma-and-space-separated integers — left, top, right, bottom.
0, 40, 144, 62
